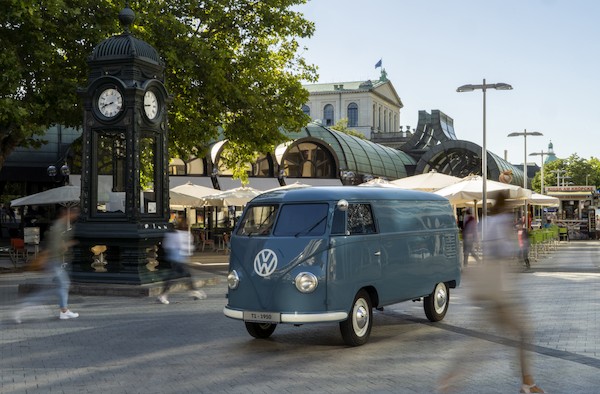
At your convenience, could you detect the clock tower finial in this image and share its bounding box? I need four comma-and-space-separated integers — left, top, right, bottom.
119, 3, 135, 33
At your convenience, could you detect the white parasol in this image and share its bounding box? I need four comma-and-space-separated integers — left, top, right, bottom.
202, 186, 262, 207
390, 171, 462, 192
11, 185, 80, 207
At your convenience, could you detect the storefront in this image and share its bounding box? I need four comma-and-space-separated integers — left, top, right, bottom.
546, 185, 598, 239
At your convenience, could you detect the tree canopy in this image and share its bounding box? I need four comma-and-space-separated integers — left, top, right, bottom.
0, 0, 317, 180
531, 154, 600, 193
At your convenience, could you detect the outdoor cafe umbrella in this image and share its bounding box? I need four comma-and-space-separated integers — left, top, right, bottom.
434, 174, 531, 206
358, 178, 400, 187
169, 182, 216, 207
11, 185, 80, 208
527, 192, 559, 207
434, 175, 532, 207
261, 181, 312, 193
389, 171, 462, 192
201, 186, 262, 207
11, 184, 81, 230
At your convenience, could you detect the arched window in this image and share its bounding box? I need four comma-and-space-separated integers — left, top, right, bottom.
302, 105, 310, 116
347, 102, 358, 127
323, 104, 334, 126
251, 153, 273, 177
282, 141, 335, 178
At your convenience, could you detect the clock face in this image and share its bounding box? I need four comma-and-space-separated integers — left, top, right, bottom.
144, 90, 159, 120
97, 88, 123, 118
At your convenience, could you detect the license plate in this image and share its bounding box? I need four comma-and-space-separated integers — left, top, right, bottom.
243, 311, 281, 323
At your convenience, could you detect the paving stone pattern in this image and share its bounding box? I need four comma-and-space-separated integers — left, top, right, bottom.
0, 242, 599, 393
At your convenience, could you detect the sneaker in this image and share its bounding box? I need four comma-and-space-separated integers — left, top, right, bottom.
520, 383, 545, 393
157, 294, 170, 304
191, 290, 207, 300
59, 310, 79, 320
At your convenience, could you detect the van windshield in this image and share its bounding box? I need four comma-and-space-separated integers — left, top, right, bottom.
273, 203, 329, 236
237, 203, 329, 237
237, 205, 279, 236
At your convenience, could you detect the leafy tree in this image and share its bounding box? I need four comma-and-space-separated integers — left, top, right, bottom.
531, 154, 600, 193
0, 0, 317, 180
0, 0, 118, 168
330, 118, 366, 139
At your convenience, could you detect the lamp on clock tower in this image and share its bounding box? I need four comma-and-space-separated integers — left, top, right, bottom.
73, 4, 172, 285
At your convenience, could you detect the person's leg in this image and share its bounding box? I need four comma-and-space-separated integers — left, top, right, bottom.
54, 266, 79, 319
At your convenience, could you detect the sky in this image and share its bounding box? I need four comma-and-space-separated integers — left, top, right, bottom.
294, 0, 599, 165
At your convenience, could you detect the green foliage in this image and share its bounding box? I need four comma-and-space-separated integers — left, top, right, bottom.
531, 154, 600, 193
0, 0, 317, 180
0, 0, 119, 166
330, 118, 366, 139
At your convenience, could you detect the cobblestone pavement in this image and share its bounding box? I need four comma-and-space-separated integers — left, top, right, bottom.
0, 241, 599, 393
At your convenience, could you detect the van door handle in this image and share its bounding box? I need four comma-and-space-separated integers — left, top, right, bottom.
374, 251, 381, 256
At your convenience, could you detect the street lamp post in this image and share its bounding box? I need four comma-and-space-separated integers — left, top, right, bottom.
529, 150, 548, 194
551, 169, 567, 186
508, 129, 542, 229
457, 79, 512, 239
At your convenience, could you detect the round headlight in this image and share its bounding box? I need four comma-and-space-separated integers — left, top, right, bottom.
295, 272, 318, 293
227, 270, 240, 289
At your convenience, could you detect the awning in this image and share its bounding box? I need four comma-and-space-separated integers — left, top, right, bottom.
217, 177, 281, 191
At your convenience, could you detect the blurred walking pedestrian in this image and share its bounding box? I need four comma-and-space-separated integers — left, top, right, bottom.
461, 208, 481, 267
14, 207, 80, 323
518, 218, 531, 270
157, 218, 206, 305
438, 192, 544, 393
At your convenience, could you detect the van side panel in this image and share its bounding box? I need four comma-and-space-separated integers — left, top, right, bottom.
373, 201, 460, 305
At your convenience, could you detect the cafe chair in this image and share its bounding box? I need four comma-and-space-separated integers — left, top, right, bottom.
10, 238, 28, 261
221, 233, 231, 254
199, 231, 215, 251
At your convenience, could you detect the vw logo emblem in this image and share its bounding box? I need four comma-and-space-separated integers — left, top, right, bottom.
254, 249, 278, 277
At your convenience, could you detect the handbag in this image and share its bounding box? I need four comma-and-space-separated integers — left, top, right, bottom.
26, 250, 49, 272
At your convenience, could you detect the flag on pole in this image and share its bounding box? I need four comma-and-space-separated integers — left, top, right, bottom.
374, 59, 382, 69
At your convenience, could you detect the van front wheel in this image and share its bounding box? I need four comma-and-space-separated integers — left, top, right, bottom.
245, 322, 277, 339
339, 290, 372, 346
424, 282, 449, 322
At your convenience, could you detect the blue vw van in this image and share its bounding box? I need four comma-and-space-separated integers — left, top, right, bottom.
223, 186, 461, 346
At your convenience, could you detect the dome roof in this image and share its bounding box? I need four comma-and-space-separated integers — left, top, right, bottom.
90, 33, 161, 65
88, 5, 162, 65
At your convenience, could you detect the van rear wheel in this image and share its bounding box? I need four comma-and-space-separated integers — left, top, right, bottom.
339, 290, 372, 346
424, 282, 449, 322
245, 322, 277, 339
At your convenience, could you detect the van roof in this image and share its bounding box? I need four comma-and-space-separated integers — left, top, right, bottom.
251, 186, 450, 204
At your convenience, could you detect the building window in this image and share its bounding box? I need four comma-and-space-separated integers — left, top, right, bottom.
251, 153, 273, 177
282, 141, 335, 178
169, 158, 185, 175
302, 105, 310, 116
347, 103, 358, 127
323, 104, 334, 126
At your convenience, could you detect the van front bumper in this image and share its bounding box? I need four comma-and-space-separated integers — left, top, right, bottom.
223, 306, 348, 324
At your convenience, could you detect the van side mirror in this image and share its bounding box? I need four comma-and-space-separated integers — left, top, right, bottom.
336, 199, 348, 212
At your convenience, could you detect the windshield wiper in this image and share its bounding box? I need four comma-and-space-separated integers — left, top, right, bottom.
246, 209, 277, 236
294, 215, 327, 237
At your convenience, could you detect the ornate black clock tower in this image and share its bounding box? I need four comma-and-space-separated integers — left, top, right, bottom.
72, 5, 171, 285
